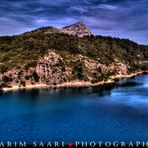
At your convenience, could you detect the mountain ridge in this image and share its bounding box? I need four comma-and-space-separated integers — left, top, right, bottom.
0, 22, 148, 91
23, 21, 92, 37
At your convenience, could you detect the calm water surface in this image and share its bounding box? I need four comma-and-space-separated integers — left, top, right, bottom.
0, 74, 148, 143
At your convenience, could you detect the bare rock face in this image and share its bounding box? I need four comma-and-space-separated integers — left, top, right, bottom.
115, 63, 128, 75
0, 52, 65, 87
72, 55, 111, 81
62, 22, 92, 37
45, 22, 92, 37
0, 50, 128, 89
36, 52, 64, 85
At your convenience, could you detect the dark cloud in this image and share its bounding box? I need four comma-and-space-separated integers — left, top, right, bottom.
0, 0, 148, 45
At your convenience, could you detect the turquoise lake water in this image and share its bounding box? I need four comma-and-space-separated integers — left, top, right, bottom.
0, 74, 148, 144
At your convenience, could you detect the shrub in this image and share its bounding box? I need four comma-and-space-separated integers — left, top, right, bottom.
2, 76, 13, 83
0, 65, 8, 73
19, 80, 26, 87
32, 71, 40, 82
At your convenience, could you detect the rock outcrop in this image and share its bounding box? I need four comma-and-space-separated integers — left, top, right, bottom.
36, 52, 64, 85
62, 22, 92, 37
0, 50, 129, 88
23, 22, 92, 37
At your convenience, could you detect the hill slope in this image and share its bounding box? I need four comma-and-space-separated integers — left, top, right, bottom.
23, 21, 92, 37
0, 22, 148, 90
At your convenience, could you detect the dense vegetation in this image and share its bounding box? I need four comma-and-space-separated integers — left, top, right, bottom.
0, 29, 148, 74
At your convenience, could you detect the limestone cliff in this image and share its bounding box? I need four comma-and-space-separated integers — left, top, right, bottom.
0, 51, 129, 88
63, 22, 92, 37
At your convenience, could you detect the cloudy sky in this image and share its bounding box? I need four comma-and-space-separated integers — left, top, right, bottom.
0, 0, 148, 45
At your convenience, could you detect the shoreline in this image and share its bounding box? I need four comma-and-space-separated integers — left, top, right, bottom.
2, 70, 148, 92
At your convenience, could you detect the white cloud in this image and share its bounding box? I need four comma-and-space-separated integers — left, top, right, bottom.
98, 4, 117, 10
70, 6, 88, 14
36, 19, 49, 24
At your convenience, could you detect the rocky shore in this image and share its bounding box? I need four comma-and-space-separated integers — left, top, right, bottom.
2, 71, 147, 93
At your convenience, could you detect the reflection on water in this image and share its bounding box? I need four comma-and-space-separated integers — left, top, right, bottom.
0, 74, 148, 143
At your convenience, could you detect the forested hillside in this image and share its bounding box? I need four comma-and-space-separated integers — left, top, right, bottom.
0, 23, 148, 89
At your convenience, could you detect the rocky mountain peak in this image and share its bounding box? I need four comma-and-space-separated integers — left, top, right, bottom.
23, 21, 92, 37
64, 21, 88, 29
62, 21, 92, 37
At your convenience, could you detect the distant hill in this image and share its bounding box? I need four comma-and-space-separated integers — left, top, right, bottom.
0, 22, 148, 89
23, 21, 92, 37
